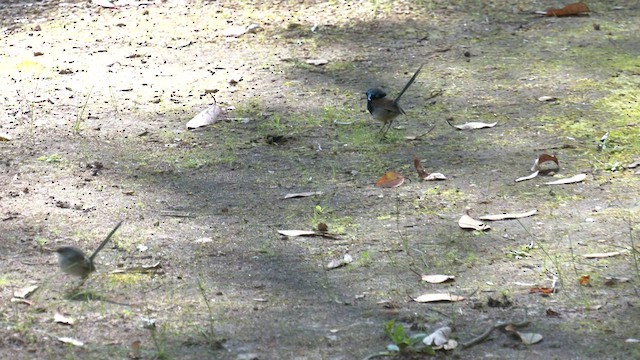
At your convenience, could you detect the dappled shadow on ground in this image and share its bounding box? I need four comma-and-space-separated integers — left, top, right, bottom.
1, 1, 639, 359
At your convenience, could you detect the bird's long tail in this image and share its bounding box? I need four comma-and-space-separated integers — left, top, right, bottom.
89, 220, 123, 261
394, 64, 423, 103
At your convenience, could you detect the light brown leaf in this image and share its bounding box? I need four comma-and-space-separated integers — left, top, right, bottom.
545, 173, 587, 185
13, 285, 38, 299
458, 214, 490, 231
448, 120, 497, 130
54, 313, 75, 326
517, 332, 543, 345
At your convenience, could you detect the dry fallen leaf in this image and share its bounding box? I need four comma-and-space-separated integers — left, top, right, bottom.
427, 173, 447, 180
327, 254, 353, 269
546, 2, 590, 17
186, 104, 222, 129
579, 275, 591, 286
518, 332, 544, 345
58, 337, 84, 347
277, 230, 317, 237
283, 191, 323, 199
515, 170, 539, 183
222, 24, 260, 37
423, 326, 452, 347
583, 251, 626, 258
447, 118, 497, 130
306, 59, 329, 66
13, 285, 38, 299
414, 293, 465, 303
545, 173, 587, 185
529, 287, 554, 295
421, 274, 455, 284
92, 0, 116, 8
479, 209, 537, 221
531, 154, 560, 174
0, 133, 12, 141
54, 313, 75, 326
375, 171, 404, 188
458, 214, 490, 231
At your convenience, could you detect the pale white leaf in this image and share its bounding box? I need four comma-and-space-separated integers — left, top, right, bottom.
583, 251, 625, 259
452, 121, 497, 130
186, 104, 222, 129
0, 133, 12, 141
538, 96, 557, 102
222, 24, 260, 37
92, 0, 116, 8
283, 191, 323, 199
425, 172, 447, 181
58, 337, 84, 346
306, 59, 329, 66
423, 326, 451, 346
54, 313, 75, 326
13, 285, 38, 299
194, 237, 214, 244
443, 339, 458, 350
414, 293, 465, 303
458, 214, 490, 231
626, 338, 640, 343
326, 254, 353, 269
517, 332, 543, 345
479, 209, 537, 221
421, 274, 455, 284
515, 171, 539, 182
277, 230, 317, 237
545, 173, 587, 185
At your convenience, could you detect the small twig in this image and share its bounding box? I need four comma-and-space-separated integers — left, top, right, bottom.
461, 311, 529, 348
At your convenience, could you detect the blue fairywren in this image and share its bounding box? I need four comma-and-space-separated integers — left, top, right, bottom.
56, 221, 122, 279
366, 64, 423, 135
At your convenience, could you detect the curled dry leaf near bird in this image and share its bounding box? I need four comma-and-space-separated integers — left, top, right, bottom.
55, 221, 123, 279
366, 64, 423, 135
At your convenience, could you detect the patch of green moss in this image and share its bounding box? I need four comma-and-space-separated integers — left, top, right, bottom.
108, 273, 146, 286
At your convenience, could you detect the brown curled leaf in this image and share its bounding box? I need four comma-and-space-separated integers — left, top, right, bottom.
546, 2, 590, 17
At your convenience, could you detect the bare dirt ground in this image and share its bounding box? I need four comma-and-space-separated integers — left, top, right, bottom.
1, 1, 639, 359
